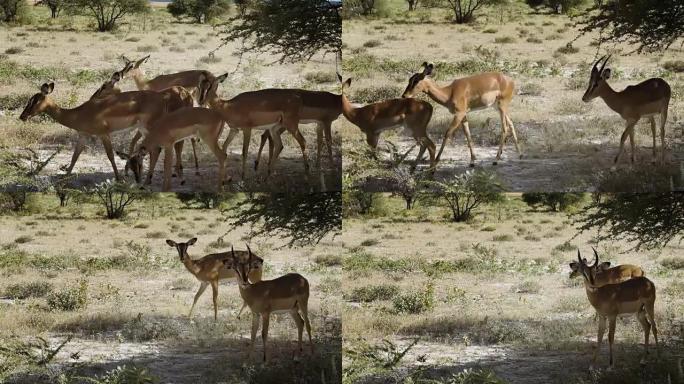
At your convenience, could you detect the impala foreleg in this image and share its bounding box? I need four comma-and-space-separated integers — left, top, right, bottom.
100, 134, 121, 181
659, 108, 667, 163
250, 312, 259, 359
65, 134, 87, 175
190, 138, 200, 175
162, 145, 174, 191
290, 309, 305, 356
645, 302, 659, 358
505, 115, 521, 159
649, 117, 657, 164
261, 312, 270, 362
436, 114, 465, 163
615, 119, 637, 165
210, 279, 219, 321
636, 307, 651, 363
461, 118, 476, 166
189, 281, 210, 318
607, 315, 617, 367
324, 121, 333, 164
173, 140, 184, 180
594, 315, 606, 366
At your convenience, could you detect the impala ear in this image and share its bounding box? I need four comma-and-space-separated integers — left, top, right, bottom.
599, 261, 611, 270
577, 250, 583, 264
166, 239, 177, 247
420, 61, 428, 73
41, 82, 54, 95
135, 55, 150, 68
121, 55, 132, 65
187, 237, 197, 246
425, 63, 434, 76
345, 78, 352, 87
216, 73, 228, 83
602, 68, 611, 79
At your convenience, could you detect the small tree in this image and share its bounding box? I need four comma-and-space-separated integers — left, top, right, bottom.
90, 180, 143, 219
0, 0, 27, 22
522, 192, 584, 212
167, 0, 230, 24
221, 0, 341, 63
65, 0, 148, 32
444, 0, 503, 23
35, 0, 64, 18
575, 193, 684, 250
578, 0, 684, 53
427, 170, 503, 222
0, 148, 59, 212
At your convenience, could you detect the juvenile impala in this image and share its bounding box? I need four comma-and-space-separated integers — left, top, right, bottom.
581, 55, 671, 165
402, 62, 520, 166
228, 245, 313, 362
569, 248, 644, 287
166, 238, 263, 321
572, 250, 658, 367
19, 83, 184, 181
199, 76, 309, 176
339, 76, 437, 171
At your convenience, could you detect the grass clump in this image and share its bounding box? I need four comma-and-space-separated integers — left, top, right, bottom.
4, 281, 52, 299
350, 85, 403, 103
392, 283, 434, 314
553, 241, 575, 252
313, 254, 343, 267
360, 238, 379, 247
198, 55, 221, 64
512, 280, 541, 294
363, 40, 382, 48
5, 47, 23, 55
492, 234, 513, 242
660, 257, 684, 270
47, 280, 87, 311
556, 44, 579, 54
494, 36, 515, 44
305, 71, 337, 84
662, 60, 684, 73
346, 284, 399, 302
14, 235, 33, 244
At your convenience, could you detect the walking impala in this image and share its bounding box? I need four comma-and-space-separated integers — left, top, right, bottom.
121, 54, 218, 175
581, 55, 671, 165
198, 76, 309, 176
572, 250, 658, 367
339, 75, 437, 171
228, 245, 313, 362
166, 238, 263, 321
402, 62, 520, 166
19, 83, 187, 181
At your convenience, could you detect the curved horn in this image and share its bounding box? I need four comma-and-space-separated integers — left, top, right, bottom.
577, 249, 583, 264
246, 244, 252, 256
598, 54, 611, 74
591, 246, 599, 266
591, 55, 605, 73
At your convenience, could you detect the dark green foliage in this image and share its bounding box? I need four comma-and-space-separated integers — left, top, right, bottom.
426, 170, 504, 222
175, 192, 234, 209
526, 0, 585, 14
445, 0, 505, 23
35, 0, 65, 18
220, 0, 341, 63
0, 0, 27, 22
65, 0, 148, 31
576, 193, 684, 250
522, 192, 584, 212
90, 180, 146, 219
578, 0, 684, 53
167, 0, 230, 23
223, 193, 341, 247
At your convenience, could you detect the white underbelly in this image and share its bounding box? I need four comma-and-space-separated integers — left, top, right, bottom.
299, 119, 322, 125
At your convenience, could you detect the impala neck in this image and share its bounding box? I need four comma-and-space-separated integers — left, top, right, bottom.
131, 71, 148, 90
423, 79, 451, 107
43, 101, 81, 129
181, 256, 201, 276
340, 92, 358, 126
596, 82, 624, 114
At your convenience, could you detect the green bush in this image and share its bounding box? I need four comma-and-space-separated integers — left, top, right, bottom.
392, 283, 434, 314
4, 281, 52, 299
663, 60, 684, 73
168, 0, 230, 23
47, 280, 87, 311
305, 71, 337, 84
350, 85, 403, 103
346, 284, 399, 302
521, 192, 584, 212
660, 257, 684, 270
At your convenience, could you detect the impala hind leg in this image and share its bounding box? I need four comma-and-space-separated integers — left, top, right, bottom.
190, 138, 200, 175
628, 126, 637, 164
162, 145, 174, 191
637, 307, 651, 364
645, 302, 659, 358
649, 117, 657, 164
268, 126, 285, 176
127, 131, 142, 167
147, 147, 161, 185
172, 141, 184, 180
290, 309, 305, 356
494, 108, 509, 165
608, 315, 617, 367
298, 300, 313, 354
255, 130, 270, 171
189, 281, 209, 318
289, 125, 310, 174
199, 128, 228, 190
250, 312, 259, 359
615, 119, 638, 165
241, 128, 252, 178
505, 115, 521, 159
593, 315, 606, 366
436, 113, 465, 163
660, 108, 668, 163
261, 312, 270, 362
210, 279, 219, 321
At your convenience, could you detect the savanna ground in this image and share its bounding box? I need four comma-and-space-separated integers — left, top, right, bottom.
341, 1, 684, 192
0, 4, 341, 193
341, 194, 684, 383
0, 193, 342, 383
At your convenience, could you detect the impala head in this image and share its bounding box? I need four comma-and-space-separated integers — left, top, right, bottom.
402, 62, 434, 98
339, 76, 352, 95
572, 248, 606, 285
91, 71, 123, 99
582, 55, 612, 102
198, 73, 228, 106
19, 82, 54, 121
569, 255, 611, 279
116, 149, 146, 183
166, 237, 198, 261
121, 54, 150, 78
229, 245, 264, 284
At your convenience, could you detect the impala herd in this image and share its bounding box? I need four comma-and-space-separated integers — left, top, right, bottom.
17, 54, 672, 190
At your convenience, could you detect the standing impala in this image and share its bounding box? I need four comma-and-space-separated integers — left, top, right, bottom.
121, 55, 218, 175
199, 76, 309, 176
19, 83, 183, 181
228, 245, 313, 362
339, 76, 437, 171
402, 62, 520, 166
581, 55, 671, 165
572, 250, 658, 367
569, 248, 644, 287
166, 238, 263, 321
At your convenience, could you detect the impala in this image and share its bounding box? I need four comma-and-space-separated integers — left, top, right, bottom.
254, 89, 342, 170
569, 248, 644, 287
166, 238, 263, 321
19, 83, 185, 181
339, 76, 437, 171
90, 71, 123, 99
199, 76, 309, 176
122, 107, 232, 191
402, 62, 520, 166
582, 55, 671, 165
572, 250, 658, 367
228, 245, 312, 362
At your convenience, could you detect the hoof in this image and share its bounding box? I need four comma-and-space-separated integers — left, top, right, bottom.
469, 163, 475, 168
492, 161, 498, 166
180, 180, 186, 186
172, 173, 177, 178
519, 154, 523, 160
